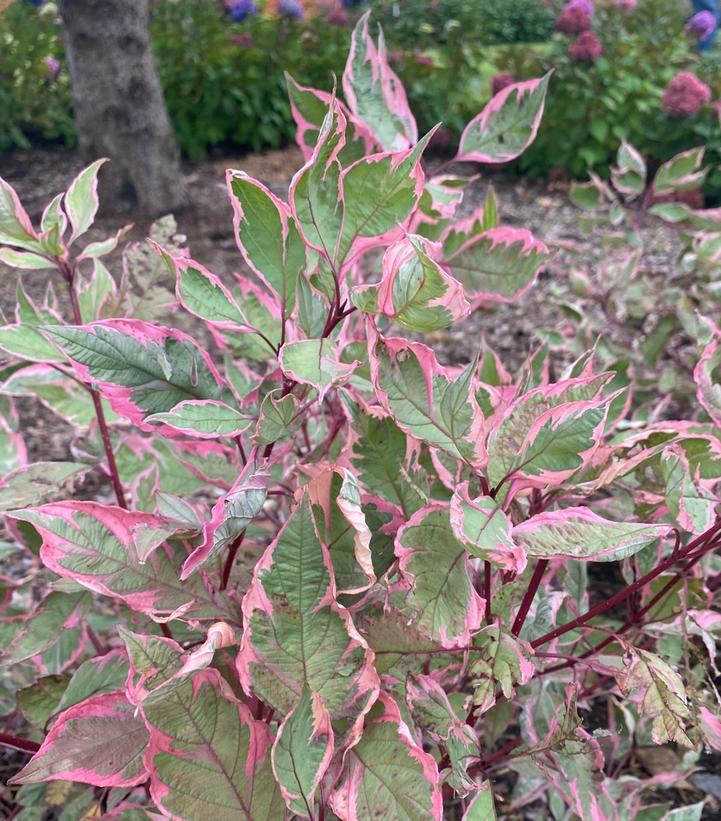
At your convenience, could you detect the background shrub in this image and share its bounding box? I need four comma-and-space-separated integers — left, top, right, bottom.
4, 0, 721, 199
0, 2, 73, 152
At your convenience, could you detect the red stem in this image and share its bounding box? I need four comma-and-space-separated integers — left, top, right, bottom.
511, 559, 548, 636
0, 732, 40, 754
531, 520, 721, 650
60, 259, 128, 509
540, 538, 719, 675
221, 533, 245, 591
483, 561, 493, 623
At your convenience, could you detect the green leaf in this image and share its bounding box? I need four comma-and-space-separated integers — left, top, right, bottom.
0, 462, 89, 511
0, 177, 41, 252
56, 651, 129, 714
17, 676, 69, 728
1, 365, 118, 427
228, 171, 305, 315
0, 249, 53, 269
344, 397, 428, 518
254, 390, 301, 445
464, 782, 497, 820
63, 159, 106, 243
279, 339, 357, 398
76, 259, 117, 322
146, 400, 251, 439
239, 495, 374, 717
271, 687, 332, 819
513, 508, 670, 562
470, 626, 535, 715
397, 506, 482, 647
0, 325, 66, 363
330, 695, 441, 820
175, 261, 247, 326
143, 671, 284, 821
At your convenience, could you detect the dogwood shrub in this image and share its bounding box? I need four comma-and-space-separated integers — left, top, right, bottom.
0, 12, 720, 820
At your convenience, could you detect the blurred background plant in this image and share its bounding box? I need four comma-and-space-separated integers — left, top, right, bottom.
3, 0, 721, 195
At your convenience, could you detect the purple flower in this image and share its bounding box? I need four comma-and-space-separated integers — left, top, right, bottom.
662, 72, 711, 118
568, 30, 603, 61
415, 53, 433, 66
278, 0, 304, 18
687, 11, 716, 41
43, 56, 60, 78
227, 0, 258, 22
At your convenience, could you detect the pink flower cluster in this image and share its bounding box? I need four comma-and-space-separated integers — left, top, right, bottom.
612, 0, 637, 9
569, 30, 603, 61
661, 72, 711, 118
555, 3, 591, 34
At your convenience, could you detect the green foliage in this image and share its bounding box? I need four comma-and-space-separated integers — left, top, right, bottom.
0, 2, 74, 152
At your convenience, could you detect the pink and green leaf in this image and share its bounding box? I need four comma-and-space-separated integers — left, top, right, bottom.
446, 226, 549, 305
352, 234, 469, 332
469, 626, 535, 715
238, 494, 378, 717
11, 692, 149, 787
271, 686, 334, 818
330, 693, 442, 820
227, 171, 306, 314
396, 505, 483, 648
279, 338, 358, 399
456, 74, 550, 164
342, 11, 418, 152
63, 159, 107, 244
143, 669, 284, 821
9, 502, 220, 619
146, 399, 252, 439
450, 482, 526, 572
513, 507, 671, 562
182, 464, 270, 579
45, 319, 232, 431
370, 331, 482, 465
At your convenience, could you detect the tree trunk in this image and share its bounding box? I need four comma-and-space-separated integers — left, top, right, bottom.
59, 0, 186, 216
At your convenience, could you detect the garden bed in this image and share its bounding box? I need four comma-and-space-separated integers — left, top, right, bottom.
2, 140, 721, 818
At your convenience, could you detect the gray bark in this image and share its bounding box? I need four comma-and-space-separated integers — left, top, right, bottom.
59, 0, 186, 216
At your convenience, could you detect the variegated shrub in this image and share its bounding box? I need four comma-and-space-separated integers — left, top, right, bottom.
0, 12, 720, 821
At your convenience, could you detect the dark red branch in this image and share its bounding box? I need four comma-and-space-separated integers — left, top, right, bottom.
0, 732, 40, 754
531, 520, 721, 650
512, 559, 548, 636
